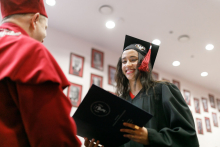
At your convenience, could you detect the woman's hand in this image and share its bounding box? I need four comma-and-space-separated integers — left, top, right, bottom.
84, 138, 104, 147
120, 122, 149, 145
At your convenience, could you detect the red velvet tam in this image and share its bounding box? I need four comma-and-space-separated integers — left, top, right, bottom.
0, 0, 48, 18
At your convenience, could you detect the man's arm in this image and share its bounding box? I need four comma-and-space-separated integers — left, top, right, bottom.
16, 82, 81, 147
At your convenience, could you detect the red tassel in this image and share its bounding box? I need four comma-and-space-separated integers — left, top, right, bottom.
138, 45, 152, 72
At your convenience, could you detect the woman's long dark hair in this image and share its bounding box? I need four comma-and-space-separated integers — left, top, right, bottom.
115, 51, 158, 99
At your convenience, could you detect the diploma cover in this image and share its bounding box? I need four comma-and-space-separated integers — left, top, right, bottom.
73, 85, 153, 147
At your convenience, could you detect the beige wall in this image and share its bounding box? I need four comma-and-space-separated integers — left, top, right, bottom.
44, 27, 220, 147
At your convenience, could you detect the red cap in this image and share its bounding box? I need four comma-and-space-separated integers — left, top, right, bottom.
0, 0, 48, 18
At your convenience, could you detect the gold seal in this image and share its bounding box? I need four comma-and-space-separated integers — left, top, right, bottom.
135, 44, 145, 51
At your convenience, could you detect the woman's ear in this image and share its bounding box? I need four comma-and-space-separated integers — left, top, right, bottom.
30, 13, 40, 30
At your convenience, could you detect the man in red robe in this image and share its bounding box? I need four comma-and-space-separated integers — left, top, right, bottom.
0, 0, 81, 146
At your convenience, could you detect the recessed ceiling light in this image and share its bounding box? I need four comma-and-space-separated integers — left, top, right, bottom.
201, 72, 208, 77
152, 39, 161, 45
172, 61, 180, 66
46, 0, 56, 6
106, 21, 115, 29
99, 5, 113, 15
205, 44, 214, 50
178, 35, 190, 42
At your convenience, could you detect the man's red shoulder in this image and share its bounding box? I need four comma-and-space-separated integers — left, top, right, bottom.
0, 34, 69, 88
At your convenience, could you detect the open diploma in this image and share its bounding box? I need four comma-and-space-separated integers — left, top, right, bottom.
73, 85, 153, 147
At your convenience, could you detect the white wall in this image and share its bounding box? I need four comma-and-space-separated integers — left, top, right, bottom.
44, 27, 220, 147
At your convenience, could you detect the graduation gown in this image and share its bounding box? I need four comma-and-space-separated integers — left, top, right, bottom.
120, 83, 199, 147
0, 23, 81, 147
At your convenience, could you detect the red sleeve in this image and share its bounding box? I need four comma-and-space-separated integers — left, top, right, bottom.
16, 82, 81, 147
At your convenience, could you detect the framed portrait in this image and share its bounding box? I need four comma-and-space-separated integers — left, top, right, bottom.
172, 80, 180, 90
108, 65, 116, 86
91, 48, 104, 71
69, 53, 84, 77
90, 74, 103, 88
201, 97, 208, 112
183, 90, 191, 106
196, 118, 203, 135
67, 82, 82, 107
217, 99, 220, 112
209, 94, 215, 108
194, 98, 200, 114
205, 117, 211, 132
212, 112, 218, 127
152, 71, 159, 80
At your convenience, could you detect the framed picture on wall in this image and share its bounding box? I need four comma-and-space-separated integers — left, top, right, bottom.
196, 118, 203, 135
205, 117, 211, 132
108, 65, 116, 86
194, 98, 200, 114
209, 94, 215, 108
201, 97, 208, 112
152, 71, 159, 80
90, 74, 103, 88
212, 112, 218, 127
183, 89, 191, 106
91, 48, 104, 71
67, 82, 82, 107
69, 53, 84, 77
172, 80, 180, 90
217, 99, 220, 112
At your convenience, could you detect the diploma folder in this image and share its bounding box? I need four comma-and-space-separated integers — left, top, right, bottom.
73, 85, 153, 147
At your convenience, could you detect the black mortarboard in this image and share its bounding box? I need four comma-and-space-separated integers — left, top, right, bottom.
123, 35, 159, 71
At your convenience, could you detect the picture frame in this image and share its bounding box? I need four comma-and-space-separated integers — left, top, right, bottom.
172, 79, 180, 90
212, 112, 218, 127
67, 82, 82, 107
217, 99, 220, 112
152, 71, 159, 80
201, 97, 208, 112
205, 117, 211, 132
196, 118, 203, 134
69, 53, 84, 77
209, 94, 215, 108
108, 65, 116, 86
91, 48, 104, 71
194, 98, 200, 114
90, 74, 103, 88
183, 89, 191, 106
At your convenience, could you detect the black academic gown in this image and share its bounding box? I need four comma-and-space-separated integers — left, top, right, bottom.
120, 83, 199, 147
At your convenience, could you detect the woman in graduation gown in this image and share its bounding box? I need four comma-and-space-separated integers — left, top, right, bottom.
84, 35, 199, 147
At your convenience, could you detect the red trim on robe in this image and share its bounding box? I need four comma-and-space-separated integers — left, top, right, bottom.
129, 91, 135, 99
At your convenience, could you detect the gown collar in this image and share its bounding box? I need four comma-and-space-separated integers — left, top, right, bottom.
0, 22, 29, 37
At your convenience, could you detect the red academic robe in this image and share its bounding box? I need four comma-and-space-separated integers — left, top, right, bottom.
0, 23, 81, 147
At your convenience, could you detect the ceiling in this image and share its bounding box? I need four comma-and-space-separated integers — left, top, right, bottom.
2, 0, 220, 94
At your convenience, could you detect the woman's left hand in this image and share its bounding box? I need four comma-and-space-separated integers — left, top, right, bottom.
120, 122, 149, 145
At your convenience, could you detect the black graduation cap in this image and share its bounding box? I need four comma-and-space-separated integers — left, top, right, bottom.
123, 35, 159, 70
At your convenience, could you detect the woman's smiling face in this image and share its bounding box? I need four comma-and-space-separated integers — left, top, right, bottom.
121, 49, 139, 81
